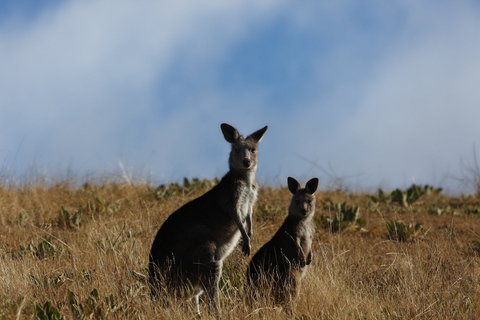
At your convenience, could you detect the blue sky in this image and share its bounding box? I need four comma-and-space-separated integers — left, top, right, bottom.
1, 0, 480, 193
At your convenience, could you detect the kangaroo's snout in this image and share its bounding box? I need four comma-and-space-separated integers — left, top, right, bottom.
301, 208, 307, 215
243, 158, 251, 168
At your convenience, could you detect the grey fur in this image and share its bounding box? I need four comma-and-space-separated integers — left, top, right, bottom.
247, 177, 318, 309
149, 123, 267, 314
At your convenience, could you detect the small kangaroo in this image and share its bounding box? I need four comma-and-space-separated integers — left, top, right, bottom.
247, 177, 318, 309
149, 123, 267, 314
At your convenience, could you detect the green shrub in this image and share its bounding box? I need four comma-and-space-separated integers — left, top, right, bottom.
34, 300, 65, 320
429, 205, 458, 216
373, 184, 442, 207
385, 220, 423, 241
320, 201, 364, 232
58, 206, 82, 228
149, 177, 218, 200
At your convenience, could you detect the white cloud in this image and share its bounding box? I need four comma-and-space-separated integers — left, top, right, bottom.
0, 0, 286, 180
273, 1, 480, 191
1, 0, 480, 193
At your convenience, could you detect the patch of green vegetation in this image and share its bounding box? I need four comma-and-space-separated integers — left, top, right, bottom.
149, 177, 219, 200
464, 202, 480, 215
429, 205, 459, 216
70, 288, 107, 319
182, 177, 218, 190
30, 271, 71, 289
369, 184, 442, 207
385, 220, 423, 242
318, 201, 365, 232
34, 300, 64, 320
13, 239, 60, 260
58, 206, 82, 228
30, 289, 136, 320
5, 238, 67, 261
55, 198, 124, 229
84, 198, 122, 216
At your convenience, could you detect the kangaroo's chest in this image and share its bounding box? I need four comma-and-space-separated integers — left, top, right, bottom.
295, 223, 313, 250
236, 182, 257, 219
299, 235, 312, 252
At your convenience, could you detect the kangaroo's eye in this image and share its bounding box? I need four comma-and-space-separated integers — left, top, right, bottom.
251, 148, 256, 153
307, 200, 312, 204
234, 148, 240, 154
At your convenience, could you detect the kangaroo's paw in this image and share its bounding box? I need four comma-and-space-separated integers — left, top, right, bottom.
241, 239, 251, 256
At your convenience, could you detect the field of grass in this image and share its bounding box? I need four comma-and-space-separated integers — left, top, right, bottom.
1, 177, 480, 319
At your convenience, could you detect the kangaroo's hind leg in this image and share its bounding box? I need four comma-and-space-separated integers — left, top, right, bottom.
201, 259, 222, 315
179, 240, 222, 315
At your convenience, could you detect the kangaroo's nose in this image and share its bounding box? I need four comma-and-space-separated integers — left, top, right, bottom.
301, 209, 307, 215
243, 159, 251, 168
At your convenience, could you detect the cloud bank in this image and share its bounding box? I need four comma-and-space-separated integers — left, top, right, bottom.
1, 0, 480, 193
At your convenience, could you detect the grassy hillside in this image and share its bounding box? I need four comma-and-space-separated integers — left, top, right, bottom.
0, 178, 479, 319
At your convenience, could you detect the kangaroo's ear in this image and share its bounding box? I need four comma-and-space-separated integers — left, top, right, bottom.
287, 177, 301, 194
247, 126, 268, 143
306, 178, 319, 194
221, 123, 240, 143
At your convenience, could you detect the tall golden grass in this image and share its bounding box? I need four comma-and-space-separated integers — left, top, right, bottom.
1, 177, 479, 319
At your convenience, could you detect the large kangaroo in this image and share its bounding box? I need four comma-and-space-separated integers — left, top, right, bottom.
149, 123, 267, 314
247, 177, 318, 310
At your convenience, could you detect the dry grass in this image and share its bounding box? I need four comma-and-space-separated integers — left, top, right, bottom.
1, 178, 479, 319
